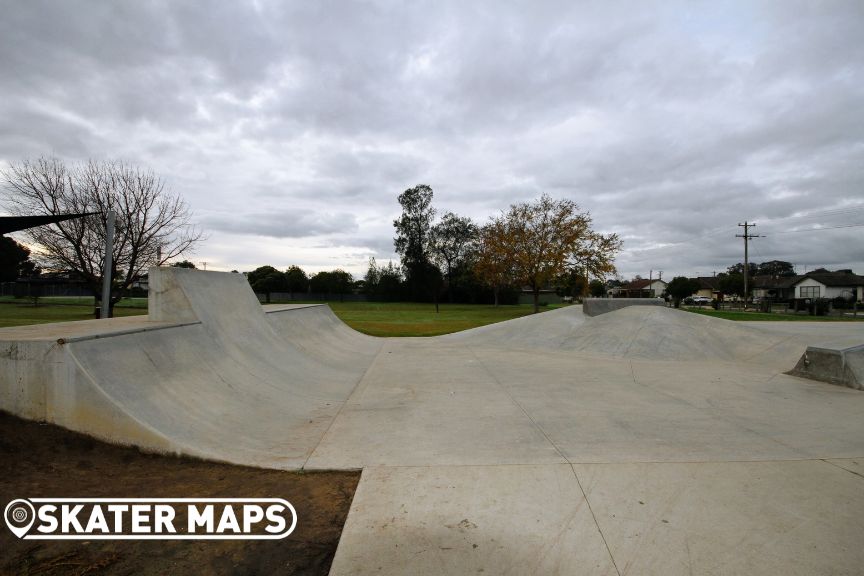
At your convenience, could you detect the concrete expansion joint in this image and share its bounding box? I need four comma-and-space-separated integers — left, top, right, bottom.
301, 340, 389, 470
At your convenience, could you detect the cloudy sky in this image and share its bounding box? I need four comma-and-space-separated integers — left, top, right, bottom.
1, 0, 862, 280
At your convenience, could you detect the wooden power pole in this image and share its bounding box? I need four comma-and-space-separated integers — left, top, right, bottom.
736, 222, 763, 309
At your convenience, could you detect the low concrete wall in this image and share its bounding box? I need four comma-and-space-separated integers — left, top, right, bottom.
789, 343, 864, 390
583, 298, 666, 317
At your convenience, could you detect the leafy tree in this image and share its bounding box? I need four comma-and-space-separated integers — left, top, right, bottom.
364, 258, 404, 301
0, 237, 39, 281
718, 273, 745, 298
665, 276, 701, 308
170, 260, 197, 269
500, 194, 620, 313
2, 157, 201, 316
726, 262, 756, 277
556, 269, 587, 299
474, 219, 514, 306
755, 260, 796, 277
430, 211, 478, 302
285, 265, 309, 295
247, 265, 286, 303
568, 230, 622, 282
328, 269, 354, 301
393, 184, 439, 300
310, 269, 354, 301
588, 279, 606, 297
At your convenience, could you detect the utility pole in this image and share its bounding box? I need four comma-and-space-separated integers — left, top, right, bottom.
736, 222, 763, 309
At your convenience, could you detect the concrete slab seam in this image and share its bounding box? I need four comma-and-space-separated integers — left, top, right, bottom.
741, 333, 802, 365
468, 347, 569, 463
568, 462, 622, 576
820, 458, 864, 481
301, 339, 388, 470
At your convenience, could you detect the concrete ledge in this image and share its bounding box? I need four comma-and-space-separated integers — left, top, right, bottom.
583, 297, 666, 317
789, 342, 864, 390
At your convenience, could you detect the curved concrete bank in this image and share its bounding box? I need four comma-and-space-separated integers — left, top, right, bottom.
0, 267, 381, 468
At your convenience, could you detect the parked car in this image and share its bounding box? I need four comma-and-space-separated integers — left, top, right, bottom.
691, 296, 712, 305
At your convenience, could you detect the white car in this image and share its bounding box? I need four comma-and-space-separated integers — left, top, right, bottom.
691, 296, 712, 305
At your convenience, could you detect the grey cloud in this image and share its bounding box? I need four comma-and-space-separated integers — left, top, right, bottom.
0, 1, 861, 277
204, 209, 358, 239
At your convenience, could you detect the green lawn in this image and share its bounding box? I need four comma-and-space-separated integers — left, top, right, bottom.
0, 297, 565, 335
684, 307, 864, 322
285, 301, 566, 337
0, 296, 148, 328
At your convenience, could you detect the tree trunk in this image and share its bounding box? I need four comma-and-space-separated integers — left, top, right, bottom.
493, 286, 499, 307
533, 289, 540, 314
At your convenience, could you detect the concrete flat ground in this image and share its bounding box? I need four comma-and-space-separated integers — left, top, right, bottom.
316, 308, 864, 575
1, 269, 862, 575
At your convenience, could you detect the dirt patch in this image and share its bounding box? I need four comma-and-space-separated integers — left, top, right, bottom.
0, 412, 360, 576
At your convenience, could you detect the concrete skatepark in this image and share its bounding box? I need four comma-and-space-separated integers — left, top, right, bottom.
1, 267, 863, 575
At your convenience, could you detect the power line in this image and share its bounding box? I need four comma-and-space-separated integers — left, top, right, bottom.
768, 222, 864, 235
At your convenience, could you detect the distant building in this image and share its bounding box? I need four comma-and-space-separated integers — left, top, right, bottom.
619, 278, 667, 298
750, 275, 798, 301
692, 277, 721, 299
790, 269, 864, 301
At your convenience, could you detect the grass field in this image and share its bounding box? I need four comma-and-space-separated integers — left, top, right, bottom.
0, 296, 564, 335
684, 307, 864, 322
0, 297, 147, 328
312, 301, 565, 337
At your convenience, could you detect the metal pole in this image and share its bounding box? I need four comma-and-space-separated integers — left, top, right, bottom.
101, 210, 115, 319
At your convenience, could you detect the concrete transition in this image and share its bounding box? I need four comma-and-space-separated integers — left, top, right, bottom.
583, 296, 665, 317
2, 267, 863, 575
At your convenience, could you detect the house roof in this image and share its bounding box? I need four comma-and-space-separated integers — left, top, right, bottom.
793, 271, 864, 288
750, 274, 802, 289
623, 278, 667, 290
694, 276, 720, 290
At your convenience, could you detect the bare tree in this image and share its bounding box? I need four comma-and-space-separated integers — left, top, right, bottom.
3, 157, 202, 315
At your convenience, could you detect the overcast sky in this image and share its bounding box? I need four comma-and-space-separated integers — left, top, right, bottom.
1, 0, 862, 280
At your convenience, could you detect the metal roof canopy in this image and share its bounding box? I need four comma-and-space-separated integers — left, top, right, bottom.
0, 213, 98, 235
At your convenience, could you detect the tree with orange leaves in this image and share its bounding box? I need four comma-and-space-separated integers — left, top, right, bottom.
477, 194, 621, 312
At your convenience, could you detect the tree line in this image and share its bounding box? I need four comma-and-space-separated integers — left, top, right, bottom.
387, 184, 621, 312
2, 157, 623, 315
242, 185, 623, 312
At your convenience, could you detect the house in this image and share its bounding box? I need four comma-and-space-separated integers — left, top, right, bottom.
791, 269, 864, 301
692, 276, 720, 299
751, 275, 799, 301
619, 278, 667, 298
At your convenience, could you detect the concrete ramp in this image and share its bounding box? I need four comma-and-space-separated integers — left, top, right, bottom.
583, 297, 665, 316
789, 341, 864, 390
2, 270, 864, 575
445, 305, 806, 368
0, 267, 380, 468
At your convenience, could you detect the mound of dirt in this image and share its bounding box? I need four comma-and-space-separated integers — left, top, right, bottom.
0, 411, 359, 576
